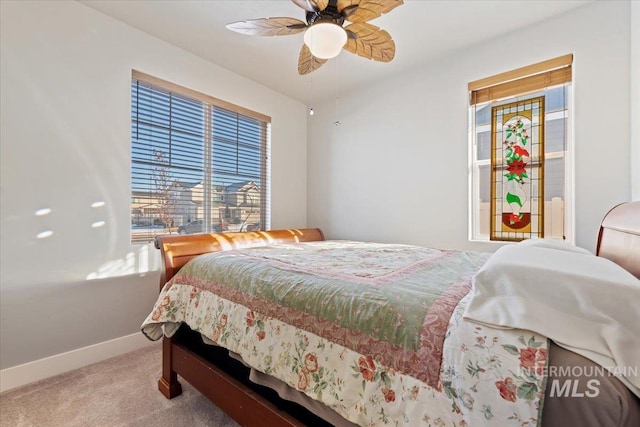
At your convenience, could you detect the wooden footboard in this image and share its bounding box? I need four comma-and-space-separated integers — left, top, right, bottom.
153, 228, 326, 426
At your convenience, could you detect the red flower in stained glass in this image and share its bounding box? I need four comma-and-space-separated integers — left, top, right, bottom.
513, 146, 530, 157
506, 160, 527, 176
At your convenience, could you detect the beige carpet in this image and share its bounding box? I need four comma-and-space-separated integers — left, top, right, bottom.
0, 343, 239, 427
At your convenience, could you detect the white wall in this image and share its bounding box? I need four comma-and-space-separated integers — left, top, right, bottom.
0, 1, 307, 370
308, 0, 632, 252
632, 1, 640, 200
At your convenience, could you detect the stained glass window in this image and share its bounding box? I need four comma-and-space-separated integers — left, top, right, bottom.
468, 54, 572, 242
490, 97, 544, 241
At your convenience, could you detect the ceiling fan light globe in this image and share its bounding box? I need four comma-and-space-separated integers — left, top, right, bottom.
303, 22, 347, 59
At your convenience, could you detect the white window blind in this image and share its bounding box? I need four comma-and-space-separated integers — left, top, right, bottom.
131, 71, 270, 243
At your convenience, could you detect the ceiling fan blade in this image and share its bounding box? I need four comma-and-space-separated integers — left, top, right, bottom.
298, 44, 328, 75
291, 0, 329, 12
226, 17, 307, 36
337, 0, 403, 23
343, 22, 395, 62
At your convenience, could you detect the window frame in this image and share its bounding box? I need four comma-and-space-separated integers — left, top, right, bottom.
467, 55, 574, 243
130, 71, 271, 244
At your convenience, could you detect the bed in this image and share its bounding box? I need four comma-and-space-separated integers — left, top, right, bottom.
142, 202, 640, 426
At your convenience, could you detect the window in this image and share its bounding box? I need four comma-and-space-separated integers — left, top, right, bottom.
131, 71, 270, 243
469, 55, 572, 242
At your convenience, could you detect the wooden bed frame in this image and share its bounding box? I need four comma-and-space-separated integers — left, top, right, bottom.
596, 201, 640, 278
154, 228, 327, 426
153, 202, 639, 426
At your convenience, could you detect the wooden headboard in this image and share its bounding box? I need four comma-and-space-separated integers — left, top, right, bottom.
596, 201, 640, 279
154, 228, 325, 290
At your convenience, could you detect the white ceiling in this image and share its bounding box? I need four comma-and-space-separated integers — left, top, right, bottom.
80, 0, 592, 104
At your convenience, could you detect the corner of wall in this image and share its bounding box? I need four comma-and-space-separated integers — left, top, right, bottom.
631, 1, 640, 200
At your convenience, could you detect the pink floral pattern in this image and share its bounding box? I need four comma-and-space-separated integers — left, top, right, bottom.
157, 242, 488, 389
143, 285, 548, 426
142, 243, 549, 426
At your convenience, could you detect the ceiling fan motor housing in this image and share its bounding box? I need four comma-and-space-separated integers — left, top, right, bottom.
305, 6, 344, 26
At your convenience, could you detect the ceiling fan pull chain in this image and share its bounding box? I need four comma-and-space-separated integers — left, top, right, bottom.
334, 58, 341, 126
309, 76, 315, 116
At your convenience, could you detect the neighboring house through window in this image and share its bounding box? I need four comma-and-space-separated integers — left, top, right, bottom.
131, 71, 271, 243
469, 54, 573, 242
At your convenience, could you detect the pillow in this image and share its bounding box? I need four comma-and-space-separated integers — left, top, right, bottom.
463, 244, 640, 398
516, 238, 593, 255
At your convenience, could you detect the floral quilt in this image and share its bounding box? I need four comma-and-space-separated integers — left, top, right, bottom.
142, 241, 548, 426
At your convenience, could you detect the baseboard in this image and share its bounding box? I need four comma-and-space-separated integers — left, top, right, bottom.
0, 333, 155, 393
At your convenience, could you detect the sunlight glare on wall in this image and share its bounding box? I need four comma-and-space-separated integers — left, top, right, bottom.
36, 230, 53, 239
85, 242, 159, 280
35, 207, 53, 239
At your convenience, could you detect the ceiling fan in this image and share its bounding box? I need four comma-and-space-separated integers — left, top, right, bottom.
226, 0, 404, 75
